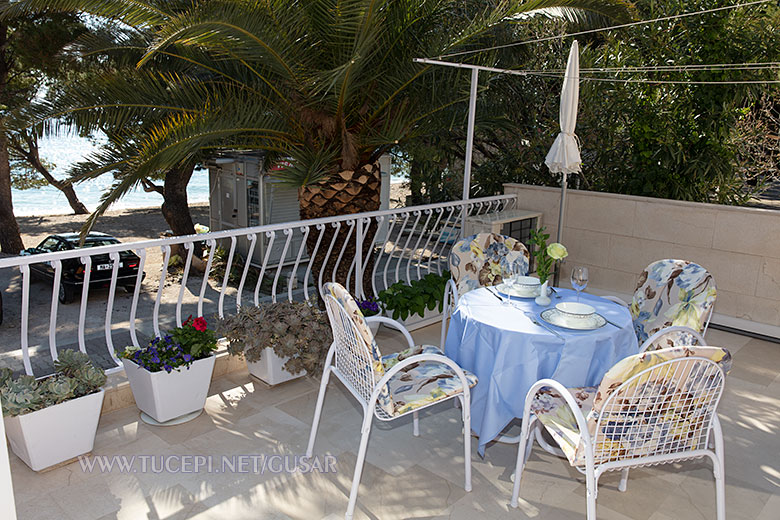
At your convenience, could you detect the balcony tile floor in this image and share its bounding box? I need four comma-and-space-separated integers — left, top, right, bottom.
8, 324, 780, 520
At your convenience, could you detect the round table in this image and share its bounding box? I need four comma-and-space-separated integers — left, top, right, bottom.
444, 287, 639, 456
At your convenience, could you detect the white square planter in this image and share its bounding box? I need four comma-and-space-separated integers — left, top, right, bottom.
4, 389, 105, 472
246, 348, 305, 386
122, 356, 215, 423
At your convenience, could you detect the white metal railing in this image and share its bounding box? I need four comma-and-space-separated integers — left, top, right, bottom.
0, 194, 516, 377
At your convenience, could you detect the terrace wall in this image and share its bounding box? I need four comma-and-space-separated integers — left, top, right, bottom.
504, 183, 780, 337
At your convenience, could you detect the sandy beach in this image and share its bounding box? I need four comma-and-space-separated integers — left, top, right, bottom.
0, 183, 409, 374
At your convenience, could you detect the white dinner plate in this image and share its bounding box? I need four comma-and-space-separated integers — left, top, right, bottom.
540, 308, 607, 330
495, 282, 540, 298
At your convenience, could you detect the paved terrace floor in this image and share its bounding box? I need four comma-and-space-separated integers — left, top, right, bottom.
8, 325, 780, 520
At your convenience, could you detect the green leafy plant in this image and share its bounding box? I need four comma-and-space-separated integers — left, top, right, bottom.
529, 228, 568, 284
378, 271, 451, 321
0, 350, 107, 417
218, 302, 332, 376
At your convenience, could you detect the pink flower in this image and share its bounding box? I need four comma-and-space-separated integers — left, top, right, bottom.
192, 317, 208, 332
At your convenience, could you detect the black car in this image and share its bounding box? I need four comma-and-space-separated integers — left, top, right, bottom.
22, 232, 145, 303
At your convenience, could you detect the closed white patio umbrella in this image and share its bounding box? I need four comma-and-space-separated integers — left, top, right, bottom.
545, 40, 582, 245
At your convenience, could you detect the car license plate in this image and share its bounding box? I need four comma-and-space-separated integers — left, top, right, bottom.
96, 263, 123, 271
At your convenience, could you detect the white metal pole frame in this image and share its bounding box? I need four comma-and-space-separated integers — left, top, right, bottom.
0, 402, 18, 520
463, 68, 479, 202
461, 68, 480, 235
557, 172, 567, 245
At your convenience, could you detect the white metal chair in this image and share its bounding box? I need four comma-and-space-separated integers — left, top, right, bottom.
511, 346, 732, 520
307, 282, 477, 520
604, 259, 716, 352
441, 232, 530, 346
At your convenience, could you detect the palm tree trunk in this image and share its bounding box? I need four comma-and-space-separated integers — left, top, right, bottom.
161, 161, 204, 263
298, 162, 382, 301
0, 18, 23, 254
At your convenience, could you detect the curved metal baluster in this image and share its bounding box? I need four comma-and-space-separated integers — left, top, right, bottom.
198, 239, 217, 318
271, 228, 294, 303
128, 249, 146, 348
418, 208, 443, 279
253, 231, 275, 306
218, 236, 237, 319
288, 226, 310, 303
342, 219, 366, 292
303, 224, 325, 303
78, 255, 93, 354
440, 205, 467, 275
398, 210, 422, 283
333, 220, 355, 286
153, 245, 172, 338
236, 234, 257, 311
104, 252, 122, 366
19, 265, 33, 375
370, 215, 390, 297
47, 259, 63, 363
384, 213, 409, 289
407, 209, 432, 282
318, 222, 341, 296
176, 242, 194, 327
428, 206, 457, 273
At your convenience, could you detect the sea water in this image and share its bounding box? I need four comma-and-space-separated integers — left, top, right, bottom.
11, 134, 211, 216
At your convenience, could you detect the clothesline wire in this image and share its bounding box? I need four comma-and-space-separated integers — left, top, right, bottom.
439, 0, 772, 59
521, 71, 780, 85
535, 62, 780, 73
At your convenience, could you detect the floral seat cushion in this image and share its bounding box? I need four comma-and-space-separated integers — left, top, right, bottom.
643, 328, 702, 352
629, 259, 716, 344
449, 233, 530, 296
381, 345, 478, 417
531, 346, 731, 467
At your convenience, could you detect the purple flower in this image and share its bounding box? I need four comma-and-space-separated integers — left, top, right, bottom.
151, 355, 160, 364
182, 353, 192, 362
163, 364, 173, 373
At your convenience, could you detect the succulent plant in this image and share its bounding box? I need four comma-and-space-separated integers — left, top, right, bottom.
43, 376, 77, 406
0, 352, 106, 417
53, 350, 92, 378
219, 301, 332, 376
1, 377, 45, 416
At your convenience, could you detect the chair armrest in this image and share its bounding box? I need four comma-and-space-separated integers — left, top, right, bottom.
370, 353, 472, 411
365, 315, 415, 350
440, 279, 459, 348
521, 379, 592, 451
639, 325, 706, 353
602, 295, 629, 307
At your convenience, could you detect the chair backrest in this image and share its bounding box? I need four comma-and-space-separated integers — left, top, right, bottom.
642, 326, 704, 352
322, 283, 395, 416
448, 233, 530, 296
587, 346, 731, 466
630, 259, 717, 344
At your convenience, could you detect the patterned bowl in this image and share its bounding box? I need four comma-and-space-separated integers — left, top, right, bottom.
555, 302, 595, 320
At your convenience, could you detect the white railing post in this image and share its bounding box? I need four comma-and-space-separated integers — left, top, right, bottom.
355, 218, 364, 299
0, 402, 18, 520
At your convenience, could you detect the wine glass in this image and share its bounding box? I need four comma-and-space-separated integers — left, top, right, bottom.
571, 267, 589, 302
511, 260, 524, 289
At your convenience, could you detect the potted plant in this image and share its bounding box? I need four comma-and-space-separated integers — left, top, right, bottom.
378, 271, 450, 331
1, 350, 107, 471
219, 301, 332, 386
118, 315, 218, 425
355, 296, 382, 334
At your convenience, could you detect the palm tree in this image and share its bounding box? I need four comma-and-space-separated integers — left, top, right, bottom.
5, 0, 633, 281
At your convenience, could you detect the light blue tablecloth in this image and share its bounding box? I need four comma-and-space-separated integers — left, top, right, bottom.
444, 287, 639, 456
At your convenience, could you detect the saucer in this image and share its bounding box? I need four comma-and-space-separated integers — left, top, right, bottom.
540, 308, 607, 330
